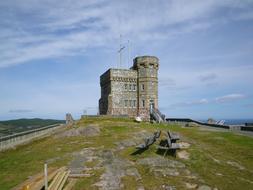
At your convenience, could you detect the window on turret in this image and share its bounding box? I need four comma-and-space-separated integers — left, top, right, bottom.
141, 84, 144, 91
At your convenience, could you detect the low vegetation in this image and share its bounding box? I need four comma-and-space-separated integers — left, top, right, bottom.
0, 117, 252, 190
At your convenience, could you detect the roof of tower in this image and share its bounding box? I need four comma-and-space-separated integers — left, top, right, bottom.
133, 55, 159, 69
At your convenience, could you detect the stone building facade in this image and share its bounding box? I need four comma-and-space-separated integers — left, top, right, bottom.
99, 56, 159, 120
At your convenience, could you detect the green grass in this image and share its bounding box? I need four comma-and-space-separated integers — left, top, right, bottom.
0, 117, 253, 190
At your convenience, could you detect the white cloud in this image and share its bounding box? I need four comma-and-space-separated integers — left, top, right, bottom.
1, 0, 253, 67
215, 93, 246, 103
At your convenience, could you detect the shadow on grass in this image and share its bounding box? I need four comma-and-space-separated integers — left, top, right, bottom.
131, 148, 149, 155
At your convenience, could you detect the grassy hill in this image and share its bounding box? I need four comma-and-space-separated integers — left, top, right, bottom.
0, 118, 64, 136
0, 117, 252, 190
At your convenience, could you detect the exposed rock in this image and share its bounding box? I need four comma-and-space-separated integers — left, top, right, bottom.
95, 149, 141, 190
162, 184, 176, 190
178, 142, 191, 149
137, 156, 185, 177
153, 168, 179, 177
97, 149, 115, 164
115, 139, 137, 150
137, 157, 185, 168
115, 130, 154, 150
69, 148, 97, 175
126, 168, 142, 180
177, 150, 190, 160
197, 185, 212, 190
227, 161, 245, 170
134, 130, 153, 140
212, 157, 221, 164
185, 182, 198, 189
56, 125, 100, 138
215, 173, 223, 176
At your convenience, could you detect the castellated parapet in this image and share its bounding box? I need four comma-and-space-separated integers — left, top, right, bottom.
99, 56, 159, 120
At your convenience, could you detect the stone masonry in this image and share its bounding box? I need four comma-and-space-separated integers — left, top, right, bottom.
99, 56, 159, 120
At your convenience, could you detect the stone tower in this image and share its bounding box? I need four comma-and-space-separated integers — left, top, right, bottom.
133, 56, 159, 120
99, 55, 160, 121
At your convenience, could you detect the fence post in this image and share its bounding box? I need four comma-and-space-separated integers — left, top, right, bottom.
44, 162, 48, 190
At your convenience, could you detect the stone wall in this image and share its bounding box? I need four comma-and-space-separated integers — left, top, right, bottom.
66, 113, 74, 126
0, 124, 63, 151
110, 69, 138, 117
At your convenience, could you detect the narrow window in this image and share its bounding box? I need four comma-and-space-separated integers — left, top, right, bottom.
133, 100, 136, 107
141, 84, 144, 91
142, 100, 145, 107
133, 84, 136, 91
129, 84, 132, 91
124, 84, 128, 90
124, 100, 128, 107
129, 100, 132, 107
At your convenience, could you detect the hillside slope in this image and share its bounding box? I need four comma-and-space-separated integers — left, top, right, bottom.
0, 117, 252, 190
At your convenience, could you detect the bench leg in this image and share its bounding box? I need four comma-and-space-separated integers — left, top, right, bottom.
163, 149, 168, 157
173, 150, 177, 157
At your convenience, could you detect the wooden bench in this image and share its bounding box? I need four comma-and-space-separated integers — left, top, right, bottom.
167, 130, 180, 143
157, 131, 180, 156
136, 130, 161, 149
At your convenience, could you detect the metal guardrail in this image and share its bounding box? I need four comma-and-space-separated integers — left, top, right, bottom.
0, 124, 61, 142
166, 118, 230, 129
150, 108, 165, 123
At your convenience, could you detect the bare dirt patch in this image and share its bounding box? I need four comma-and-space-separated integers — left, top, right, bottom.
179, 142, 191, 149
177, 150, 190, 160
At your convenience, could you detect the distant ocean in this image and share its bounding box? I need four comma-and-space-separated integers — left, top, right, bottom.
199, 119, 253, 125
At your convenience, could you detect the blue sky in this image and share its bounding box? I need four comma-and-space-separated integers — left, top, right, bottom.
0, 0, 253, 120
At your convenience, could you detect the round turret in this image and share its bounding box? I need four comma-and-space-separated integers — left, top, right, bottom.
133, 56, 159, 120
133, 56, 159, 70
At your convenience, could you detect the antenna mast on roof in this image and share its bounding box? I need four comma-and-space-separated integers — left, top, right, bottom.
118, 34, 125, 68
127, 40, 130, 68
